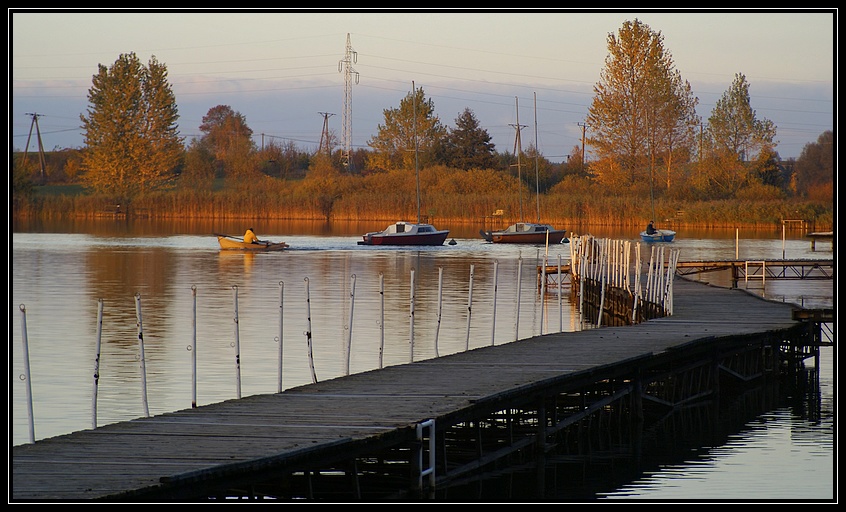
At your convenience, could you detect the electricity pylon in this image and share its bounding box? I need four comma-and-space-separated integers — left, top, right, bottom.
23, 112, 47, 180
318, 112, 335, 155
338, 33, 359, 172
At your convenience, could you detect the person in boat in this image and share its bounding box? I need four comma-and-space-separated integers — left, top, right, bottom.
646, 220, 657, 235
244, 227, 259, 244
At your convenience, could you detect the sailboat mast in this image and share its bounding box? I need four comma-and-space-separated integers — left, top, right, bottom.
413, 81, 420, 224
534, 92, 540, 224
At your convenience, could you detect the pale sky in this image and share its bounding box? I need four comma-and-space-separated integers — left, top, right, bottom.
10, 9, 836, 161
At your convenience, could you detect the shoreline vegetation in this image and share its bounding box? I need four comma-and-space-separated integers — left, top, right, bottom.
13, 179, 833, 233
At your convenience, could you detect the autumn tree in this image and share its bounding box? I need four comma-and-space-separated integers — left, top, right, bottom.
366, 85, 447, 172
180, 138, 215, 192
439, 108, 497, 170
793, 130, 834, 200
706, 73, 776, 161
198, 105, 256, 186
694, 73, 778, 199
586, 19, 698, 195
80, 52, 182, 206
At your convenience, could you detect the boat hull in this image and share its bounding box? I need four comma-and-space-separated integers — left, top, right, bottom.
481, 223, 568, 244
217, 236, 289, 251
358, 222, 449, 246
358, 232, 449, 246
489, 231, 568, 244
640, 230, 676, 243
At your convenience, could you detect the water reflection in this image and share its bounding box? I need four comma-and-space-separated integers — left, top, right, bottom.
11, 221, 834, 501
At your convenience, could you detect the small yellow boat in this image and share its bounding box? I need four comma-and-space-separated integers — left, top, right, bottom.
216, 235, 289, 251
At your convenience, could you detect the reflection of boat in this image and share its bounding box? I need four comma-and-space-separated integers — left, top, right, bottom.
217, 235, 289, 251
357, 81, 449, 247
481, 94, 566, 245
640, 229, 676, 243
480, 223, 568, 244
358, 221, 449, 246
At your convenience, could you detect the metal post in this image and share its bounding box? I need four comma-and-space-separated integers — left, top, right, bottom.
191, 287, 197, 408
434, 268, 443, 357
278, 281, 284, 393
515, 257, 523, 341
19, 304, 35, 443
345, 275, 356, 376
93, 299, 103, 427
491, 260, 498, 346
231, 286, 241, 399
135, 293, 150, 417
409, 269, 415, 363
379, 273, 385, 369
304, 278, 317, 383
465, 264, 475, 351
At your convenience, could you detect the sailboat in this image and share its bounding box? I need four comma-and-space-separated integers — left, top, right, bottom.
480, 94, 568, 245
358, 82, 450, 246
639, 109, 675, 243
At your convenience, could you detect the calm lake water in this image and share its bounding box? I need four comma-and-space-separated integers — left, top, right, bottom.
10, 219, 835, 501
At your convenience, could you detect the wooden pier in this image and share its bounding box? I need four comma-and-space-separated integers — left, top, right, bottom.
674, 259, 833, 288
11, 277, 832, 502
806, 231, 834, 251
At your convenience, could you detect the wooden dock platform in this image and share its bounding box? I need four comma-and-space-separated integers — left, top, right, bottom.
11, 277, 828, 502
806, 231, 834, 250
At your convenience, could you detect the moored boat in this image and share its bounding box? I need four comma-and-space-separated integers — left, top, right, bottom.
358, 81, 449, 247
481, 95, 566, 245
358, 222, 449, 246
481, 223, 568, 244
217, 235, 289, 251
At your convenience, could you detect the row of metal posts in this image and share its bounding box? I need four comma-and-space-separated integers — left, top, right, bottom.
18, 255, 566, 442
17, 242, 683, 444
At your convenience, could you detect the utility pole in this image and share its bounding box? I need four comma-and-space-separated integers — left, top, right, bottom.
578, 122, 587, 174
23, 112, 47, 180
318, 112, 335, 155
510, 97, 527, 222
338, 33, 359, 172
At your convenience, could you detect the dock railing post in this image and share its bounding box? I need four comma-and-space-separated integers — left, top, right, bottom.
19, 304, 36, 443
190, 287, 197, 407
93, 299, 104, 426
135, 293, 150, 416
416, 419, 436, 494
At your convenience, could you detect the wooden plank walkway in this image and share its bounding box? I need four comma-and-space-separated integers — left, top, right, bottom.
11, 277, 809, 501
